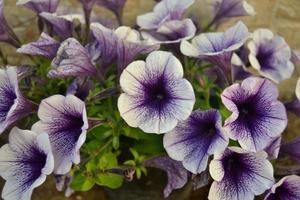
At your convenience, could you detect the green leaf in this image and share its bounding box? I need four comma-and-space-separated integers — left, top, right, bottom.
95, 173, 123, 189
70, 173, 95, 191
97, 152, 118, 170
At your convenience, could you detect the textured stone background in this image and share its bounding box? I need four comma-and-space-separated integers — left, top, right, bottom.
1, 0, 300, 199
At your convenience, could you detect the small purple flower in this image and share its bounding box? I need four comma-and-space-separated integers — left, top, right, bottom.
210, 0, 255, 25
0, 127, 54, 200
264, 175, 300, 200
118, 51, 195, 134
49, 38, 97, 78
181, 21, 250, 81
0, 67, 37, 134
115, 26, 160, 73
66, 78, 93, 101
17, 32, 60, 59
137, 0, 194, 30
248, 29, 294, 83
39, 12, 74, 40
163, 109, 228, 174
32, 94, 89, 174
0, 0, 21, 47
221, 77, 287, 152
209, 147, 274, 200
16, 0, 60, 13
281, 136, 300, 163
143, 156, 188, 198
137, 0, 196, 44
89, 23, 119, 71
141, 18, 196, 44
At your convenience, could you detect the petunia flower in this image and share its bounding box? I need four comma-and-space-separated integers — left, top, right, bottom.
17, 32, 60, 59
248, 29, 294, 83
118, 51, 195, 134
209, 147, 274, 200
32, 94, 89, 174
66, 78, 94, 101
264, 175, 300, 200
96, 0, 127, 24
137, 0, 196, 44
115, 26, 160, 73
0, 0, 21, 47
141, 18, 196, 44
48, 38, 97, 78
54, 173, 74, 197
137, 0, 194, 30
210, 0, 255, 26
39, 12, 74, 40
221, 77, 287, 152
163, 109, 228, 174
181, 21, 250, 82
89, 23, 119, 72
143, 156, 188, 198
0, 127, 54, 200
0, 67, 37, 134
16, 0, 60, 13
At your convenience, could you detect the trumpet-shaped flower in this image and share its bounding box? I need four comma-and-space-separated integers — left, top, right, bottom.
137, 0, 196, 44
210, 0, 255, 25
118, 51, 195, 134
248, 29, 294, 83
0, 127, 54, 200
16, 0, 59, 13
0, 67, 37, 134
48, 38, 97, 78
164, 109, 228, 174
209, 147, 274, 200
181, 21, 250, 79
32, 94, 88, 174
17, 32, 60, 59
221, 77, 287, 152
264, 175, 300, 200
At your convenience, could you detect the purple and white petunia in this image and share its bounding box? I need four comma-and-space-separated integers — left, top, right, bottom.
209, 147, 274, 200
0, 0, 21, 47
48, 38, 97, 78
164, 109, 228, 174
115, 26, 160, 73
17, 32, 60, 59
248, 29, 294, 83
0, 67, 37, 134
264, 175, 300, 200
32, 94, 89, 174
16, 0, 59, 13
137, 0, 196, 44
181, 21, 250, 81
0, 127, 54, 200
137, 0, 194, 30
144, 156, 188, 198
89, 23, 119, 71
221, 77, 287, 152
264, 136, 282, 160
210, 0, 255, 25
118, 51, 195, 134
39, 12, 74, 40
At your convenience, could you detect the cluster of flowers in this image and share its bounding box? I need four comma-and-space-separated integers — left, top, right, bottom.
0, 0, 299, 199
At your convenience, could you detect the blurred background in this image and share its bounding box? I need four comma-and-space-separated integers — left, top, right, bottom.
1, 0, 300, 199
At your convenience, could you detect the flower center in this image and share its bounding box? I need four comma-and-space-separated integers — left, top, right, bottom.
256, 44, 274, 70
143, 75, 171, 108
237, 100, 256, 119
